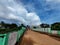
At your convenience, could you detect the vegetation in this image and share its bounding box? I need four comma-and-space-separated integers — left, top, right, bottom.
0, 21, 18, 29
40, 22, 60, 30
40, 23, 50, 28
51, 22, 60, 30
33, 26, 37, 29
32, 22, 60, 30
18, 24, 26, 29
0, 21, 60, 33
0, 21, 26, 33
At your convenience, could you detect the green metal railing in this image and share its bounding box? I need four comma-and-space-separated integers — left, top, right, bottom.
0, 26, 26, 45
17, 27, 26, 41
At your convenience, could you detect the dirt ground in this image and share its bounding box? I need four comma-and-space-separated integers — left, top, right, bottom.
19, 29, 60, 45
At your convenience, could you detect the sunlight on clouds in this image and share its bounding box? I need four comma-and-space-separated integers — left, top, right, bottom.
8, 13, 18, 19
0, 0, 41, 26
26, 12, 41, 26
27, 13, 40, 21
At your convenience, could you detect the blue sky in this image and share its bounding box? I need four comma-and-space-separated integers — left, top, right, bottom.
17, 0, 60, 24
0, 0, 60, 26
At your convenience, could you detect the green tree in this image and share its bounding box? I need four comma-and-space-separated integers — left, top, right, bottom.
10, 23, 18, 28
1, 21, 5, 26
51, 22, 60, 30
40, 23, 50, 28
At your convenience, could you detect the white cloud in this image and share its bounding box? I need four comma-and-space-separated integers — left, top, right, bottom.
46, 0, 60, 2
26, 12, 41, 26
45, 0, 60, 11
8, 13, 18, 19
0, 0, 41, 26
7, 6, 15, 12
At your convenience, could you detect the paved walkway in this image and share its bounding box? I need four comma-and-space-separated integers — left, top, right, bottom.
20, 29, 60, 45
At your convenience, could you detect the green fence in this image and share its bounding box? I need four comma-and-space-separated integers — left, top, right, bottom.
0, 34, 7, 45
32, 28, 60, 36
17, 27, 26, 41
0, 26, 26, 45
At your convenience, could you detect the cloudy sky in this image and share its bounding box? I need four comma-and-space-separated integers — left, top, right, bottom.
0, 0, 60, 26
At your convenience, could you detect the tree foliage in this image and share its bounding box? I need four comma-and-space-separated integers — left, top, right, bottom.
0, 21, 18, 29
40, 23, 50, 28
51, 22, 60, 30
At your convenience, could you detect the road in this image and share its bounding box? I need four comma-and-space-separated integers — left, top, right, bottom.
20, 29, 60, 45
